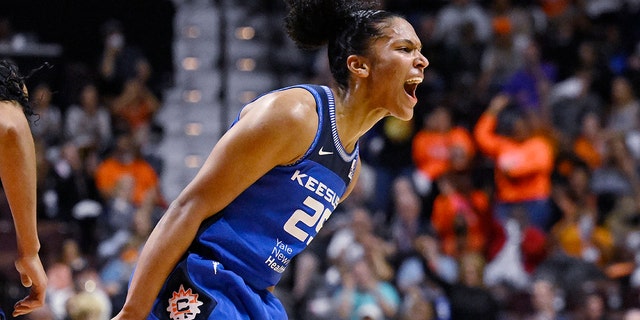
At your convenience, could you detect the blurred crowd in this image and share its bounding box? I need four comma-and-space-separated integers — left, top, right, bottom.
278, 0, 640, 319
1, 0, 640, 319
0, 16, 167, 320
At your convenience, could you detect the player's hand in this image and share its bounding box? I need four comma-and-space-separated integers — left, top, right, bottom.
13, 254, 47, 317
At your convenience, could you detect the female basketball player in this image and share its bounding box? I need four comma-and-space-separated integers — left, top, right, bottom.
113, 0, 428, 318
0, 59, 47, 318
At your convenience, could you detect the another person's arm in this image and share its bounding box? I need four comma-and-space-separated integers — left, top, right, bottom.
0, 101, 47, 316
473, 94, 510, 157
113, 88, 319, 319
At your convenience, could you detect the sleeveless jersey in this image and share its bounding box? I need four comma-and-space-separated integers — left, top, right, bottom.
190, 84, 358, 290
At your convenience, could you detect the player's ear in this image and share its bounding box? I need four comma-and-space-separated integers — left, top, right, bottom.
347, 55, 369, 78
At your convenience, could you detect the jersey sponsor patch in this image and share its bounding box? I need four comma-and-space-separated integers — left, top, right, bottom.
167, 285, 204, 320
152, 260, 216, 319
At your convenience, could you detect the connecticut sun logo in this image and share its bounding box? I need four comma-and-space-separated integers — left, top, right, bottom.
166, 285, 204, 320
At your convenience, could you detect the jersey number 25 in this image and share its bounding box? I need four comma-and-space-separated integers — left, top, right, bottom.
283, 196, 332, 245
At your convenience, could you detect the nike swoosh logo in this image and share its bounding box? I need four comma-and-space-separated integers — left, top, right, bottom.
318, 147, 333, 156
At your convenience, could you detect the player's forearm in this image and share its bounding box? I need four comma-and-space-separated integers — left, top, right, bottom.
13, 210, 40, 256
8, 184, 39, 256
119, 205, 201, 318
2, 132, 40, 256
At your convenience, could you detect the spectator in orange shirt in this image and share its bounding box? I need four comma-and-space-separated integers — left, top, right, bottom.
412, 105, 475, 197
550, 180, 614, 268
430, 172, 492, 258
94, 132, 163, 208
474, 94, 555, 231
539, 0, 572, 19
110, 75, 160, 145
573, 110, 607, 170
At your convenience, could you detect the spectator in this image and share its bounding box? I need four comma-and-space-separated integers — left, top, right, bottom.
412, 105, 476, 198
66, 291, 108, 320
70, 267, 112, 320
48, 141, 103, 254
550, 185, 615, 268
96, 174, 156, 265
45, 262, 75, 320
474, 94, 556, 231
448, 252, 499, 320
438, 16, 484, 99
430, 172, 492, 259
419, 249, 499, 320
334, 258, 401, 320
96, 175, 136, 261
326, 206, 395, 283
93, 132, 163, 208
572, 110, 607, 170
489, 0, 536, 48
394, 230, 458, 318
502, 40, 557, 118
626, 43, 640, 88
538, 0, 573, 21
337, 162, 377, 214
99, 241, 139, 317
477, 11, 523, 100
98, 19, 147, 101
432, 0, 492, 48
573, 288, 610, 320
60, 239, 89, 274
398, 286, 434, 320
526, 278, 570, 320
605, 75, 640, 136
389, 175, 427, 259
109, 74, 161, 145
591, 134, 640, 216
572, 40, 613, 104
29, 82, 63, 149
398, 231, 457, 320
548, 65, 604, 148
554, 158, 599, 220
64, 83, 112, 158
360, 117, 416, 219
604, 195, 640, 259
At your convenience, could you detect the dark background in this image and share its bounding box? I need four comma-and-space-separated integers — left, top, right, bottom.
0, 0, 176, 105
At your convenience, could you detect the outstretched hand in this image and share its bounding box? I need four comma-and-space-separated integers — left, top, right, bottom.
486, 93, 511, 115
13, 254, 47, 317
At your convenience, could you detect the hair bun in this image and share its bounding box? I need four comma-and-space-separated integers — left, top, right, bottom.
284, 0, 380, 50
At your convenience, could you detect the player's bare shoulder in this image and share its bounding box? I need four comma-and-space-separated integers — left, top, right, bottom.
245, 87, 316, 124
233, 87, 319, 165
241, 87, 319, 138
271, 87, 318, 126
0, 100, 30, 136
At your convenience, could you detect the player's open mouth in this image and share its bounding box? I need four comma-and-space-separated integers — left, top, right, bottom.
404, 77, 422, 100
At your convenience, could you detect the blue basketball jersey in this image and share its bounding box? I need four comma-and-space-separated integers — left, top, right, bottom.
190, 84, 358, 290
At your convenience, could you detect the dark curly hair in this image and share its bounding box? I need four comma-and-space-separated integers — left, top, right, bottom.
284, 0, 401, 90
0, 59, 36, 119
